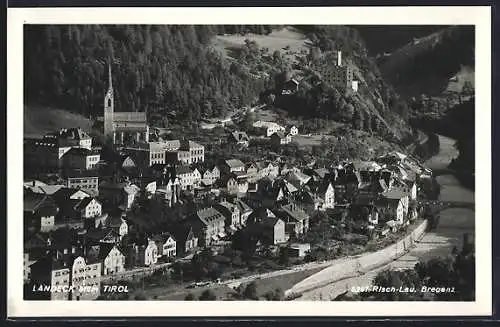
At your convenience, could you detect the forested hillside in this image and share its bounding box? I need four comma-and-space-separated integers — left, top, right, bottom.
24, 25, 272, 122
24, 24, 413, 140
276, 25, 412, 140
375, 26, 475, 98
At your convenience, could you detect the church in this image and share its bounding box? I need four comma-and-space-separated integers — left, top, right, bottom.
103, 62, 150, 144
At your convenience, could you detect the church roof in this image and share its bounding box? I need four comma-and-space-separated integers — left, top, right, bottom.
112, 112, 147, 123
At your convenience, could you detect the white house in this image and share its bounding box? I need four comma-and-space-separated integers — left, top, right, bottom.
153, 233, 177, 259
202, 166, 220, 186
76, 197, 102, 219
252, 121, 285, 137
317, 182, 335, 210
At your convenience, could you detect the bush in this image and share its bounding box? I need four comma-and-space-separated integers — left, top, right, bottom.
199, 289, 217, 301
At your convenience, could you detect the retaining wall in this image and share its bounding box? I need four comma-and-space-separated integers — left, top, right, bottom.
286, 220, 428, 296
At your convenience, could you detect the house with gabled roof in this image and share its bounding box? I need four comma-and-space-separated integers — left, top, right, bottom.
103, 215, 128, 240
86, 243, 126, 275
190, 207, 226, 247
24, 191, 59, 232
270, 131, 291, 146
234, 199, 253, 226
221, 159, 246, 174
201, 165, 220, 187
170, 224, 198, 256
152, 232, 177, 259
215, 200, 241, 234
277, 203, 310, 237
316, 181, 335, 210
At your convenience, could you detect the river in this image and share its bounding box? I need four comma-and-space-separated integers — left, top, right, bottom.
296, 135, 475, 300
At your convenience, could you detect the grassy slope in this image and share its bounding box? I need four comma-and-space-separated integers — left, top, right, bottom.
24, 105, 93, 138
213, 26, 310, 68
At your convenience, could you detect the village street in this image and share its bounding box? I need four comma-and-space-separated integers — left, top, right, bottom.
295, 135, 475, 300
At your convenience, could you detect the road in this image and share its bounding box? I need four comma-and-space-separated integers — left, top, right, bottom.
295, 135, 475, 300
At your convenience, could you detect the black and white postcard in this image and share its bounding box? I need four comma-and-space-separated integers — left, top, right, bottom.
7, 6, 492, 317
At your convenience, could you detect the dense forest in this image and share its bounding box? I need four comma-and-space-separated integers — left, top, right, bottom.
24, 25, 274, 121
378, 25, 475, 97
352, 25, 444, 56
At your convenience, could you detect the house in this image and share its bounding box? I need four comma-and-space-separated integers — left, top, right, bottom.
260, 162, 279, 179
230, 131, 250, 148
24, 180, 65, 196
128, 238, 158, 267
28, 255, 72, 300
55, 127, 93, 150
252, 121, 285, 137
221, 159, 246, 174
170, 225, 198, 256
73, 197, 102, 219
201, 166, 220, 186
103, 215, 128, 240
70, 255, 101, 300
62, 148, 101, 170
245, 162, 262, 182
234, 199, 253, 226
288, 125, 299, 136
219, 175, 239, 195
99, 182, 140, 211
278, 203, 310, 237
64, 170, 99, 196
85, 228, 121, 245
353, 195, 380, 225
152, 233, 177, 259
86, 244, 126, 275
215, 200, 241, 233
52, 187, 90, 202
316, 182, 335, 210
164, 140, 205, 165
248, 209, 287, 245
270, 132, 291, 146
191, 207, 226, 247
29, 253, 101, 301
176, 165, 200, 191
376, 188, 410, 225
285, 170, 311, 188
24, 191, 59, 233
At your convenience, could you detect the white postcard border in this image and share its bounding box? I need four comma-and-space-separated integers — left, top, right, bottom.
8, 6, 492, 317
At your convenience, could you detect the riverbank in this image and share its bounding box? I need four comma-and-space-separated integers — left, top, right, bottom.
293, 134, 475, 300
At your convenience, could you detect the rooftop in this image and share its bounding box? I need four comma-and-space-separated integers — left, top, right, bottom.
225, 159, 245, 168
196, 207, 224, 225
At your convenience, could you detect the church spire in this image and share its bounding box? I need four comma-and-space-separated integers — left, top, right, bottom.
107, 57, 113, 94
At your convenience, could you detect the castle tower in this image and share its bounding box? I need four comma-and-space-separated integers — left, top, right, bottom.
103, 59, 114, 140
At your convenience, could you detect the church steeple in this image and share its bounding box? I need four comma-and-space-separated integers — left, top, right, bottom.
104, 57, 115, 139
107, 57, 113, 96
